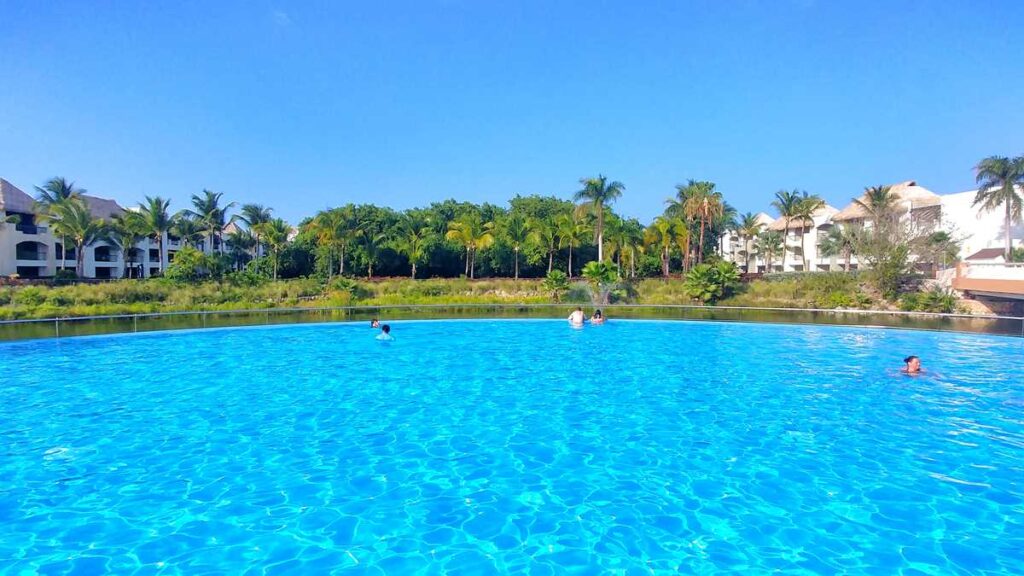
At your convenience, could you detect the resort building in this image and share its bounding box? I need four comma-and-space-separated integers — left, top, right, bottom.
0, 178, 182, 279
723, 181, 1024, 275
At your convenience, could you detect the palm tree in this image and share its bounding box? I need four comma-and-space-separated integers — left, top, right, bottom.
794, 194, 825, 270
574, 175, 624, 262
555, 212, 587, 277
34, 177, 86, 270
187, 190, 235, 254
644, 216, 675, 278
172, 215, 204, 247
392, 212, 433, 279
819, 225, 857, 271
139, 196, 173, 273
358, 225, 389, 279
528, 217, 559, 274
755, 230, 784, 272
262, 218, 292, 280
226, 228, 256, 270
671, 218, 692, 273
771, 189, 804, 271
110, 212, 147, 278
445, 212, 495, 279
43, 197, 108, 277
855, 185, 900, 222
500, 212, 530, 280
737, 212, 765, 273
973, 156, 1024, 260
238, 204, 273, 264
668, 180, 721, 264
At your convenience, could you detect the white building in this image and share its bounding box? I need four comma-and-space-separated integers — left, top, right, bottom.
0, 178, 182, 279
722, 181, 1023, 274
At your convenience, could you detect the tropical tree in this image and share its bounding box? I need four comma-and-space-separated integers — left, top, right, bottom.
499, 212, 530, 280
238, 203, 274, 264
972, 155, 1024, 260
34, 177, 86, 270
684, 262, 741, 303
644, 216, 675, 278
581, 260, 618, 305
139, 196, 173, 273
527, 217, 559, 274
226, 228, 256, 270
446, 212, 495, 278
542, 269, 569, 302
818, 225, 858, 271
574, 175, 624, 261
110, 211, 148, 278
668, 180, 722, 264
172, 215, 204, 247
737, 212, 765, 273
555, 212, 588, 277
672, 218, 692, 273
187, 190, 235, 253
794, 193, 826, 270
262, 218, 292, 280
855, 185, 900, 222
771, 189, 803, 271
755, 230, 784, 272
43, 197, 109, 278
392, 212, 433, 279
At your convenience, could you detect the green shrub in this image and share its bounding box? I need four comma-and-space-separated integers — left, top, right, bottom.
12, 286, 46, 307
541, 270, 569, 302
53, 269, 78, 286
684, 262, 740, 303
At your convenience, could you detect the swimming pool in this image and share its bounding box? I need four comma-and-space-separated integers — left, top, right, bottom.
2, 320, 1022, 574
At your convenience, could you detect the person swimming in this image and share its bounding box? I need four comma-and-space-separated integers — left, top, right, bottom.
370, 319, 380, 328
376, 324, 393, 341
591, 309, 605, 324
901, 355, 922, 375
568, 307, 586, 326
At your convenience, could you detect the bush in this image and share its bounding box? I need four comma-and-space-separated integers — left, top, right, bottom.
541, 270, 569, 302
684, 262, 740, 303
164, 247, 207, 283
53, 269, 78, 286
12, 286, 47, 307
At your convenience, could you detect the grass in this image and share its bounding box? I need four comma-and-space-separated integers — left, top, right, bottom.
0, 272, 967, 320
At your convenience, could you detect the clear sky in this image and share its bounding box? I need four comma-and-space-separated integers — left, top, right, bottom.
1, 0, 1021, 225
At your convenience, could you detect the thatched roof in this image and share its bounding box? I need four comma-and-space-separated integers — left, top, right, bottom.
0, 179, 36, 213
767, 204, 839, 231
832, 181, 941, 222
81, 195, 126, 220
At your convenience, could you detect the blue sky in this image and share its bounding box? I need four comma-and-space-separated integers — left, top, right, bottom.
1, 0, 1021, 225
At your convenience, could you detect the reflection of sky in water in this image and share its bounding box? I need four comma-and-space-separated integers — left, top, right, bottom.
1, 320, 1022, 574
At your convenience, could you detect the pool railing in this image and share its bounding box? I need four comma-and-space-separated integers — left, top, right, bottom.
0, 304, 1023, 341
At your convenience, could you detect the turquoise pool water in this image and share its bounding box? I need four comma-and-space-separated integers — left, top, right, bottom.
1, 320, 1022, 574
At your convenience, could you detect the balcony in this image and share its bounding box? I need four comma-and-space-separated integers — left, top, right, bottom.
15, 224, 47, 235
15, 250, 47, 261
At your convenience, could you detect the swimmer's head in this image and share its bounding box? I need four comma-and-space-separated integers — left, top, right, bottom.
576, 307, 582, 312
594, 310, 602, 317
381, 324, 390, 334
903, 355, 920, 372
371, 319, 380, 327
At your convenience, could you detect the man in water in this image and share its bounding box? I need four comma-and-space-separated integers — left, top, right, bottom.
376, 324, 394, 341
902, 355, 922, 374
568, 307, 586, 326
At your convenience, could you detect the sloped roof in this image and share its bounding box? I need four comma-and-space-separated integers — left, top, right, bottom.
833, 181, 942, 222
223, 221, 243, 235
754, 212, 775, 227
0, 178, 36, 213
965, 248, 1005, 261
767, 204, 839, 231
81, 195, 126, 220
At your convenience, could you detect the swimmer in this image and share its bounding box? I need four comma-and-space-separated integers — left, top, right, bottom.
568, 307, 586, 326
901, 355, 922, 375
591, 310, 605, 324
376, 324, 393, 341
370, 319, 380, 328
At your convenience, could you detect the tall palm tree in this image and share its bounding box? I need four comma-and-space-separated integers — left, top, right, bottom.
261, 218, 291, 280
669, 180, 721, 264
755, 230, 784, 272
226, 228, 256, 270
574, 175, 624, 262
973, 155, 1024, 260
307, 205, 360, 277
139, 196, 173, 273
855, 185, 900, 222
445, 212, 495, 279
187, 190, 235, 254
644, 216, 675, 278
771, 189, 804, 271
392, 212, 433, 279
555, 212, 588, 277
172, 215, 204, 247
819, 225, 857, 271
602, 214, 627, 275
110, 212, 147, 278
34, 177, 86, 270
500, 212, 530, 280
794, 194, 826, 270
671, 218, 692, 273
737, 212, 765, 273
43, 197, 108, 277
528, 217, 559, 274
238, 203, 274, 263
